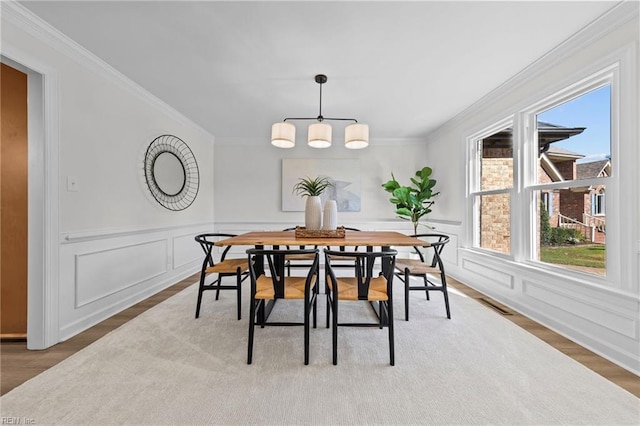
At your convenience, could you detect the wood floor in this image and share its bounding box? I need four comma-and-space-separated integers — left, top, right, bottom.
1, 274, 638, 398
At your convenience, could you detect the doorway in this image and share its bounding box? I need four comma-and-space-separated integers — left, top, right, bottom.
1, 63, 29, 339
1, 53, 59, 350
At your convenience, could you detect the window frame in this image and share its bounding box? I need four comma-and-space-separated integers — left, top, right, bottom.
467, 116, 516, 257
593, 189, 606, 216
466, 64, 620, 284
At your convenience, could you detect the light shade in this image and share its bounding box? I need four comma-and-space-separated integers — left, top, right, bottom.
271, 122, 296, 148
345, 123, 369, 149
308, 123, 332, 148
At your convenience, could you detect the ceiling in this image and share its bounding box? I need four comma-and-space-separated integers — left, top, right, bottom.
19, 1, 620, 145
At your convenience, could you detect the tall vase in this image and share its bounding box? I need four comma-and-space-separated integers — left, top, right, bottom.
322, 200, 338, 230
305, 196, 322, 230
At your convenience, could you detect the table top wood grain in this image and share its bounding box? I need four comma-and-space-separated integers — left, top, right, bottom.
214, 230, 427, 247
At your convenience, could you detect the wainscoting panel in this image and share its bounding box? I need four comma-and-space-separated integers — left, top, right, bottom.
455, 248, 640, 375
523, 280, 638, 339
173, 232, 203, 270
58, 223, 211, 341
75, 239, 168, 308
462, 258, 515, 290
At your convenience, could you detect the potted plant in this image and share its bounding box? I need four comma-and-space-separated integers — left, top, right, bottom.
381, 166, 439, 234
293, 176, 333, 230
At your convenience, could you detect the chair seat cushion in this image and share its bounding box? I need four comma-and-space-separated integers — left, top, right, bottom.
205, 258, 249, 274
327, 276, 389, 301
255, 276, 312, 299
395, 258, 440, 275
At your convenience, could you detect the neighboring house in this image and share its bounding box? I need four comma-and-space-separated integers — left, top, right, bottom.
540, 150, 609, 244
481, 122, 607, 252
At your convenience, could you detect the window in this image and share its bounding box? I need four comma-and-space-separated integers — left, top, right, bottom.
541, 191, 554, 216
532, 83, 610, 276
470, 121, 513, 255
469, 70, 614, 279
593, 189, 605, 215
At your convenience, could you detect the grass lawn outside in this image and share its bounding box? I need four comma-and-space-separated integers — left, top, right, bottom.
540, 243, 606, 269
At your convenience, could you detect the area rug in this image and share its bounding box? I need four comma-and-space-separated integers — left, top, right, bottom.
1, 280, 638, 425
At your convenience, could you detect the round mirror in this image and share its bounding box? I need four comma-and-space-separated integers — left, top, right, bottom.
144, 135, 199, 211
153, 152, 185, 196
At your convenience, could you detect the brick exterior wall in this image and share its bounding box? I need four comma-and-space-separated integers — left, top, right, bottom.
480, 192, 511, 254
559, 189, 586, 221
480, 150, 512, 254
554, 160, 576, 180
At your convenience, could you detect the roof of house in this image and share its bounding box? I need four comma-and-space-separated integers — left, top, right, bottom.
537, 121, 587, 144
576, 159, 610, 179
483, 121, 586, 149
545, 145, 584, 161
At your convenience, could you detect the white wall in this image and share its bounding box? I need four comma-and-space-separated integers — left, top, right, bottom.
2, 3, 214, 347
424, 6, 640, 374
213, 142, 430, 225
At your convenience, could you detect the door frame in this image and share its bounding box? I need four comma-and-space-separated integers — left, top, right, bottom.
2, 46, 60, 349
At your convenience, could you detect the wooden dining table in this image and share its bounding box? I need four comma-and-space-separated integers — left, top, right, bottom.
215, 229, 426, 323
214, 229, 428, 274
213, 229, 425, 252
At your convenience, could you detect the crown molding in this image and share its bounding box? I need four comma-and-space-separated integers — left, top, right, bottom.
1, 1, 214, 143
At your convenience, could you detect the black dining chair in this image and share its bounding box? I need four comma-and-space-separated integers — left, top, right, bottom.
325, 248, 398, 366
324, 227, 363, 325
246, 248, 319, 365
194, 233, 249, 320
394, 233, 451, 321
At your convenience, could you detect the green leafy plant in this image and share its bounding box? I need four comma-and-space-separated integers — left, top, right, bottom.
292, 176, 333, 197
382, 166, 439, 234
540, 200, 552, 245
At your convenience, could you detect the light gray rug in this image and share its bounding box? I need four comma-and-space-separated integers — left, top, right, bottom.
1, 279, 638, 425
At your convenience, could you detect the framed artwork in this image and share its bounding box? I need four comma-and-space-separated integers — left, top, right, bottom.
282, 159, 361, 212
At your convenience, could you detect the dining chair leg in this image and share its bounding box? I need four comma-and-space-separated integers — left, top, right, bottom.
214, 276, 221, 300
423, 275, 431, 300
404, 268, 410, 321
387, 300, 395, 366
313, 273, 318, 329
195, 274, 206, 319
442, 275, 452, 319
326, 291, 331, 329
304, 294, 310, 365
332, 297, 338, 365
257, 299, 265, 327
247, 299, 257, 365
312, 293, 317, 329
236, 270, 242, 320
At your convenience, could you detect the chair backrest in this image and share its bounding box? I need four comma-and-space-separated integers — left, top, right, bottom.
195, 233, 237, 268
324, 249, 397, 300
409, 233, 450, 268
246, 248, 319, 299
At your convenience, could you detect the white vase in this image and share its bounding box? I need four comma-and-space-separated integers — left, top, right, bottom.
322, 200, 338, 230
305, 196, 322, 230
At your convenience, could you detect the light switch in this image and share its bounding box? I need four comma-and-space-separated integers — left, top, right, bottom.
67, 176, 79, 192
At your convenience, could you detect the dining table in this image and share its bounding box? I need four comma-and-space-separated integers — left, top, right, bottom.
214, 229, 425, 250
215, 229, 427, 324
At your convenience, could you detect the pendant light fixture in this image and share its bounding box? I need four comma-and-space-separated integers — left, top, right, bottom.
271, 74, 369, 149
